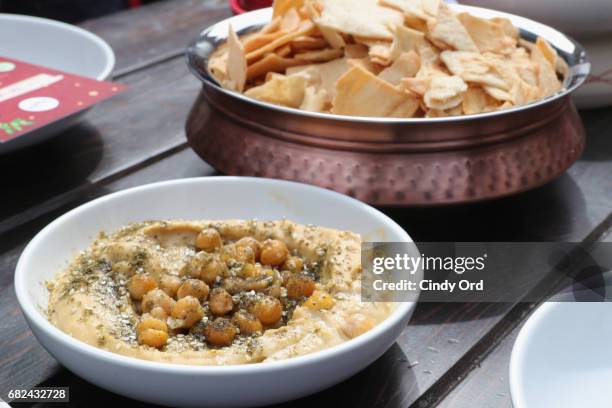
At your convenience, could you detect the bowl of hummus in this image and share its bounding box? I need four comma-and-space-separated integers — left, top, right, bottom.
15, 177, 417, 407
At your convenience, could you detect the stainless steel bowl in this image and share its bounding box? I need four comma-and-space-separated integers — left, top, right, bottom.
185, 5, 590, 206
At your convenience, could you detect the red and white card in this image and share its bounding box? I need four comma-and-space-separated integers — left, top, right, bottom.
0, 56, 125, 143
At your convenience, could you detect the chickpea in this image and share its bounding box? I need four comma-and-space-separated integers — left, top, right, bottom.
137, 316, 168, 335
222, 244, 255, 264
159, 274, 182, 298
150, 306, 168, 320
240, 263, 263, 278
138, 328, 169, 348
196, 228, 223, 252
222, 276, 246, 295
177, 279, 209, 301
303, 290, 335, 310
204, 318, 237, 346
260, 240, 289, 266
286, 274, 316, 299
200, 258, 227, 285
171, 296, 204, 328
127, 273, 157, 300
280, 270, 292, 285
184, 252, 227, 285
248, 296, 282, 326
142, 288, 175, 314
341, 314, 374, 338
209, 288, 234, 316
283, 256, 304, 273
137, 316, 168, 348
244, 276, 273, 292
235, 237, 261, 261
232, 310, 263, 335
265, 280, 282, 298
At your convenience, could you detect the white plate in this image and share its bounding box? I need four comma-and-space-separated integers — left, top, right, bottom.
0, 14, 115, 154
510, 301, 612, 408
15, 177, 418, 407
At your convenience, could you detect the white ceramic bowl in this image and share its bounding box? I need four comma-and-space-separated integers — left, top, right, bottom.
15, 177, 417, 407
0, 14, 115, 154
510, 302, 612, 408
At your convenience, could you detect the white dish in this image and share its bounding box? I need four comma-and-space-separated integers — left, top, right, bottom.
15, 177, 417, 407
510, 301, 612, 408
0, 14, 115, 154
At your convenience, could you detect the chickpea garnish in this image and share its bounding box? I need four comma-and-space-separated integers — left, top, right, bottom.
248, 296, 282, 326
265, 281, 282, 298
240, 263, 263, 279
196, 228, 223, 252
303, 290, 335, 310
137, 316, 168, 334
138, 329, 168, 348
222, 244, 255, 264
127, 273, 157, 300
260, 240, 289, 266
177, 279, 209, 301
286, 274, 316, 299
209, 288, 234, 316
235, 237, 261, 261
159, 274, 182, 298
341, 314, 374, 339
150, 306, 168, 320
137, 316, 168, 348
142, 288, 175, 314
283, 256, 304, 273
183, 252, 228, 285
204, 318, 237, 346
222, 276, 247, 295
171, 296, 204, 328
232, 310, 263, 335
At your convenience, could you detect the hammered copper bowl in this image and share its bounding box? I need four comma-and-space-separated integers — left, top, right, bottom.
185, 5, 590, 206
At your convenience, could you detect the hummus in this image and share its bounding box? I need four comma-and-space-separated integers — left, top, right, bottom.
47, 219, 393, 365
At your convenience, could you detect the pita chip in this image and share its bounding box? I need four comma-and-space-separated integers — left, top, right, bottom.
294, 48, 344, 63
312, 0, 404, 39
531, 43, 561, 98
290, 36, 328, 52
458, 13, 516, 54
427, 2, 478, 51
462, 86, 500, 114
389, 25, 426, 61
227, 25, 247, 92
287, 57, 352, 101
245, 73, 307, 107
332, 65, 419, 117
378, 51, 421, 85
300, 86, 329, 111
246, 20, 316, 62
273, 0, 305, 17
345, 43, 369, 58
423, 74, 468, 110
246, 53, 304, 80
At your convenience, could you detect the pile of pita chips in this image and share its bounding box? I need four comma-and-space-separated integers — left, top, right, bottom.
208, 0, 566, 118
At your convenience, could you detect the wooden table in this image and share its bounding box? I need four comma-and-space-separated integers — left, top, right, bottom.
1, 1, 611, 406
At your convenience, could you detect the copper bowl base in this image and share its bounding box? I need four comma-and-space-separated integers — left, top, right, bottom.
186, 90, 584, 206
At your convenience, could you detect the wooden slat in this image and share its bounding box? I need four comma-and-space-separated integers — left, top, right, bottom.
79, 0, 231, 75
